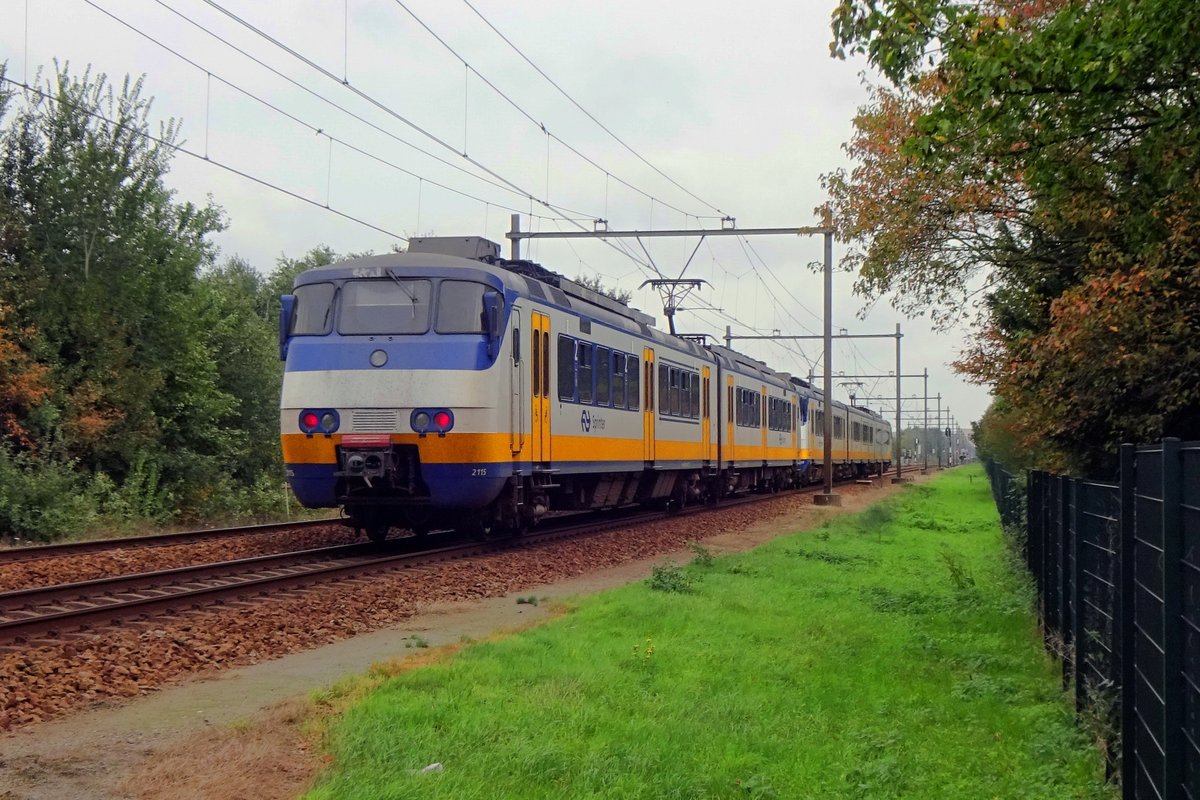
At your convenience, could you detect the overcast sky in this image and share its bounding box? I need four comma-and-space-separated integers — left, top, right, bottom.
3, 0, 992, 431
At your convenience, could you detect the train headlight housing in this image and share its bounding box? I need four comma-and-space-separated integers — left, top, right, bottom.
411, 408, 454, 437
299, 408, 339, 436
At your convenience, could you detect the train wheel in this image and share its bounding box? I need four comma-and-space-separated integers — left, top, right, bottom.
366, 523, 390, 543
456, 512, 495, 542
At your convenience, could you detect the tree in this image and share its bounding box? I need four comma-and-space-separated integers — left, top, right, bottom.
827, 0, 1200, 474
573, 273, 633, 304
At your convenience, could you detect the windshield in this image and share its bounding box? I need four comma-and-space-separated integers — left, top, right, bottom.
338, 278, 432, 335
435, 280, 489, 334
291, 282, 336, 335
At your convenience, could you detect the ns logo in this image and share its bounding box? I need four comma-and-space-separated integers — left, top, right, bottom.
580, 410, 605, 433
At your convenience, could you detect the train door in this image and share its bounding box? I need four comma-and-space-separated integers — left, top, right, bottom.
531, 312, 551, 463
642, 347, 656, 462
791, 398, 798, 457
701, 367, 711, 462
760, 386, 768, 456
725, 375, 735, 463
510, 309, 523, 454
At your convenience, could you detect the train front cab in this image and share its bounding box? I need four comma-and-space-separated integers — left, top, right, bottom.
279, 255, 518, 539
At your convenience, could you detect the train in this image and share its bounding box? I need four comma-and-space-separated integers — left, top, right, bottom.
278, 236, 892, 540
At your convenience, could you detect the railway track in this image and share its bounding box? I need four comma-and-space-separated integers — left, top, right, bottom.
0, 469, 924, 645
0, 517, 341, 565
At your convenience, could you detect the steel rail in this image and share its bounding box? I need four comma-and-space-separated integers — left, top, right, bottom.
0, 518, 342, 565
0, 469, 921, 644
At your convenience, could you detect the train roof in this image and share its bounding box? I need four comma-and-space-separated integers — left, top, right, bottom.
292, 238, 889, 426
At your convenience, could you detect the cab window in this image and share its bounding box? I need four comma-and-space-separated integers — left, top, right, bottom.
291, 282, 336, 335
339, 279, 431, 334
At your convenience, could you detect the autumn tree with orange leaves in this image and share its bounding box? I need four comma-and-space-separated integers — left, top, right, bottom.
826, 0, 1200, 474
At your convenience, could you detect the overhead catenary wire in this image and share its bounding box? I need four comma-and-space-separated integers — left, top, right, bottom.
194, 0, 665, 278
83, 0, 580, 222
392, 0, 715, 221
147, 0, 592, 224
70, 1, 857, 378
460, 0, 727, 219
1, 75, 407, 241
198, 0, 607, 224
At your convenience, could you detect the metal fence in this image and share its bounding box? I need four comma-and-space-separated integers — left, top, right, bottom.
985, 439, 1200, 800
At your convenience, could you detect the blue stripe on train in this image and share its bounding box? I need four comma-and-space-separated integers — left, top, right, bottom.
285, 336, 493, 373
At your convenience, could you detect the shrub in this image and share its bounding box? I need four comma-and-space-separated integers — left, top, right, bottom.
0, 447, 101, 541
648, 563, 694, 593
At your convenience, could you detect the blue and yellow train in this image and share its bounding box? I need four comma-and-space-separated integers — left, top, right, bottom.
279, 237, 892, 540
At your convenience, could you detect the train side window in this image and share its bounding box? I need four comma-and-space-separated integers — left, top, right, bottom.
512, 328, 520, 364
596, 347, 611, 406
531, 331, 540, 396
658, 364, 669, 415
689, 374, 700, 420
612, 352, 626, 409
670, 369, 682, 416
577, 342, 594, 404
628, 357, 640, 411
557, 335, 576, 401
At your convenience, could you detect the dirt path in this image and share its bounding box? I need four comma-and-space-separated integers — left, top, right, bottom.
0, 474, 931, 800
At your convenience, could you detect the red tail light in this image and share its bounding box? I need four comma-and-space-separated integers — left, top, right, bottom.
433, 411, 452, 429
302, 412, 320, 429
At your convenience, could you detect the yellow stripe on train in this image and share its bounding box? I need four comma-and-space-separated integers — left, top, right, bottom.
282, 432, 880, 467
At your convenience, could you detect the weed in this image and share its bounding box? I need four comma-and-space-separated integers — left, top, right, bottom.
939, 549, 977, 592
737, 773, 778, 798
845, 732, 906, 798
726, 563, 763, 577
516, 595, 539, 606
1078, 678, 1120, 774
405, 635, 429, 649
689, 543, 716, 567
648, 563, 694, 593
951, 673, 1021, 700
908, 513, 950, 532
227, 717, 255, 734
856, 502, 896, 537
790, 548, 876, 567
862, 585, 943, 615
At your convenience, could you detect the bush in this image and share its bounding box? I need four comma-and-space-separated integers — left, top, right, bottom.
648, 563, 694, 593
0, 447, 101, 541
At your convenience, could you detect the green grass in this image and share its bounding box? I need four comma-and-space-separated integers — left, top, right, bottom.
305, 467, 1113, 800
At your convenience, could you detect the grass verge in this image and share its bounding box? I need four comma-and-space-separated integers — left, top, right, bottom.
304, 467, 1113, 799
